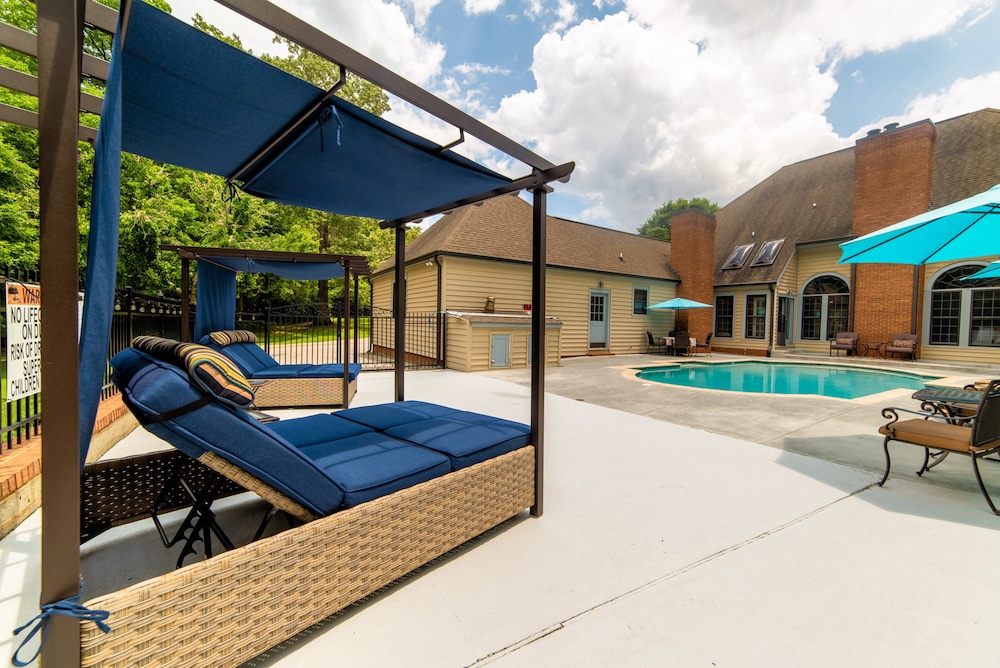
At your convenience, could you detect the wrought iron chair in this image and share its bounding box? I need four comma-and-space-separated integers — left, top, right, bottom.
878, 379, 1000, 515
885, 333, 917, 360
672, 331, 691, 356
829, 332, 858, 356
645, 331, 667, 354
691, 333, 712, 356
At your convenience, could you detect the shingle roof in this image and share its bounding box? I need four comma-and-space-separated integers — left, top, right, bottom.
713, 147, 855, 286
713, 107, 1000, 286
375, 193, 678, 281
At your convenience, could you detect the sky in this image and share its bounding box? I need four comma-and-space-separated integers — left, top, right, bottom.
166, 0, 1000, 233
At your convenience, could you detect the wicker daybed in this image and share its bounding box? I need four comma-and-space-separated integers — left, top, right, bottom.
200, 329, 360, 408
76, 339, 534, 666
25, 0, 572, 665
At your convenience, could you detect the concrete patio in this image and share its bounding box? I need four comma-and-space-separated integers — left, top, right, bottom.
3, 356, 1000, 666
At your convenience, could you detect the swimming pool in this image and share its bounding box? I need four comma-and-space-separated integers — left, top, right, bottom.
634, 361, 940, 399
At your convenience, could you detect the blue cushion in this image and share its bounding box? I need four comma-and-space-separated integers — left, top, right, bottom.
250, 363, 362, 380
295, 432, 451, 507
201, 339, 279, 375
111, 348, 345, 515
385, 413, 531, 469
336, 400, 460, 431
266, 413, 372, 446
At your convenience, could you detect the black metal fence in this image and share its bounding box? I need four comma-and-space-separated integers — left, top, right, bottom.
2, 283, 444, 455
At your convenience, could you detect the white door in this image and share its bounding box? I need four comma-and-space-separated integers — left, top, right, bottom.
490, 334, 510, 368
589, 290, 610, 350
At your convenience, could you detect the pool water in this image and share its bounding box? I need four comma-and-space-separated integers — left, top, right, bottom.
635, 361, 940, 399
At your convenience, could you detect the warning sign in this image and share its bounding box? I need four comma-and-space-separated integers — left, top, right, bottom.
6, 282, 41, 402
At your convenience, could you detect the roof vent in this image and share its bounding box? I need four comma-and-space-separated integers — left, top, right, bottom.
866, 128, 881, 137
884, 122, 899, 131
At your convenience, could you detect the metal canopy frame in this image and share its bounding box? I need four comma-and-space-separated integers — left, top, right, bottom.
20, 1, 567, 663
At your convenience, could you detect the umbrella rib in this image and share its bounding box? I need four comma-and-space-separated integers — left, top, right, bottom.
919, 207, 996, 264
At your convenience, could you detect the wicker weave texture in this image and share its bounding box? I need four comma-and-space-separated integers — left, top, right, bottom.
80, 446, 535, 667
198, 451, 317, 522
81, 450, 247, 541
250, 377, 357, 408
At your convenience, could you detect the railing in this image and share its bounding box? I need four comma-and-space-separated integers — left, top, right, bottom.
1, 285, 444, 456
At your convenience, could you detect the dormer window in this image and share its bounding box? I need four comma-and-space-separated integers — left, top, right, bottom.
751, 238, 786, 267
722, 243, 755, 270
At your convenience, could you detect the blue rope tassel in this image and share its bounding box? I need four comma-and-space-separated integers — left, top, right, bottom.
11, 593, 110, 667
318, 104, 343, 152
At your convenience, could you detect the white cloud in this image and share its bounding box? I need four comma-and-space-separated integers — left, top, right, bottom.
464, 0, 505, 14
865, 68, 1000, 136
485, 0, 996, 230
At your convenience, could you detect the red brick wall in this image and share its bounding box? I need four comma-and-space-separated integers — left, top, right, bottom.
670, 208, 717, 339
851, 122, 936, 348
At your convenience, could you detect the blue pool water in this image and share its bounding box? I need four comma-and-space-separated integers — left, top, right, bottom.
635, 361, 940, 399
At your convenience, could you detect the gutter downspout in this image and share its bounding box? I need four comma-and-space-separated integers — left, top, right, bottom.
434, 255, 445, 366
767, 284, 775, 357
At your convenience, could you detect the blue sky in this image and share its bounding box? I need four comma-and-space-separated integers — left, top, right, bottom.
168, 0, 1000, 232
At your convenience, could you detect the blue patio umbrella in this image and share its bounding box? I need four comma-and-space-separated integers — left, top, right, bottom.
838, 184, 1000, 265
648, 297, 713, 310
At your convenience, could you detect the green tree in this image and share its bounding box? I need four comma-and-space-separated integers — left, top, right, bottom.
638, 197, 720, 242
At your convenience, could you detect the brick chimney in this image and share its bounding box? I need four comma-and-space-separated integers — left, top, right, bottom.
669, 208, 717, 338
852, 121, 936, 346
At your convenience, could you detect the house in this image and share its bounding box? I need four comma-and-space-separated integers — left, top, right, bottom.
711, 108, 1000, 362
371, 193, 703, 369
376, 108, 1000, 369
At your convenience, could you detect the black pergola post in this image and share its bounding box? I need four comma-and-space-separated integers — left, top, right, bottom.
530, 186, 550, 518
394, 224, 406, 402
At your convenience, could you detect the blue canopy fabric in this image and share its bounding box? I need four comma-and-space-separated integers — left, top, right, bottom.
207, 256, 345, 281
78, 21, 123, 468
120, 0, 512, 221
838, 184, 1000, 265
648, 297, 712, 310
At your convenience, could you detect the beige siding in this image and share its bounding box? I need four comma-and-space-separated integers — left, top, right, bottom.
444, 316, 471, 371
789, 245, 849, 355
711, 285, 771, 354
376, 256, 676, 359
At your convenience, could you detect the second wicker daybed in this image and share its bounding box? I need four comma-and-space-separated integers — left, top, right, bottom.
201, 329, 361, 408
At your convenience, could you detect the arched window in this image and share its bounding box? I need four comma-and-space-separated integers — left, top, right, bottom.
929, 264, 1000, 346
800, 275, 849, 341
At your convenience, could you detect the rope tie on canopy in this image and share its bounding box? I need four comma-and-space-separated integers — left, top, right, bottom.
11, 589, 110, 666
318, 104, 343, 152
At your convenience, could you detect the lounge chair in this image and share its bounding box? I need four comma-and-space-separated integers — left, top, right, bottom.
885, 333, 917, 360
646, 331, 667, 354
200, 330, 360, 407
829, 332, 858, 356
878, 379, 1000, 515
691, 333, 712, 356
79, 337, 535, 663
672, 331, 691, 356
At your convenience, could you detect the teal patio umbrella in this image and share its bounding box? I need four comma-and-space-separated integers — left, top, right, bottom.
649, 297, 713, 310
838, 183, 1000, 265
963, 260, 1000, 281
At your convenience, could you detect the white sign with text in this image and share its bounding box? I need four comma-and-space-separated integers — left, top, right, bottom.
6, 282, 41, 402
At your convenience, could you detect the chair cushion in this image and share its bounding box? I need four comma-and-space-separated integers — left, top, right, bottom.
132, 336, 255, 407
890, 339, 915, 349
207, 329, 258, 346
267, 413, 373, 446
385, 412, 531, 469
201, 339, 279, 375
251, 363, 362, 381
336, 400, 461, 431
836, 337, 854, 346
879, 419, 973, 453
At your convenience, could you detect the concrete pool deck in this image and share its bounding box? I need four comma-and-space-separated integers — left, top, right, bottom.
3, 355, 1000, 666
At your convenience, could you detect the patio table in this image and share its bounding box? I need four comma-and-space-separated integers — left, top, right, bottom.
911, 387, 981, 424
860, 340, 886, 358
660, 336, 697, 356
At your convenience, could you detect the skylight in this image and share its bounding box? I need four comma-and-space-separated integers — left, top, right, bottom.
722, 243, 755, 270
750, 239, 786, 267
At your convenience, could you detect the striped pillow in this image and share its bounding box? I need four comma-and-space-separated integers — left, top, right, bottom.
131, 336, 255, 407
177, 343, 255, 407
208, 330, 258, 346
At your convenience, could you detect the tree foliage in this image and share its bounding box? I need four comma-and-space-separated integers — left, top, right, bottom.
638, 197, 720, 242
0, 0, 416, 312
